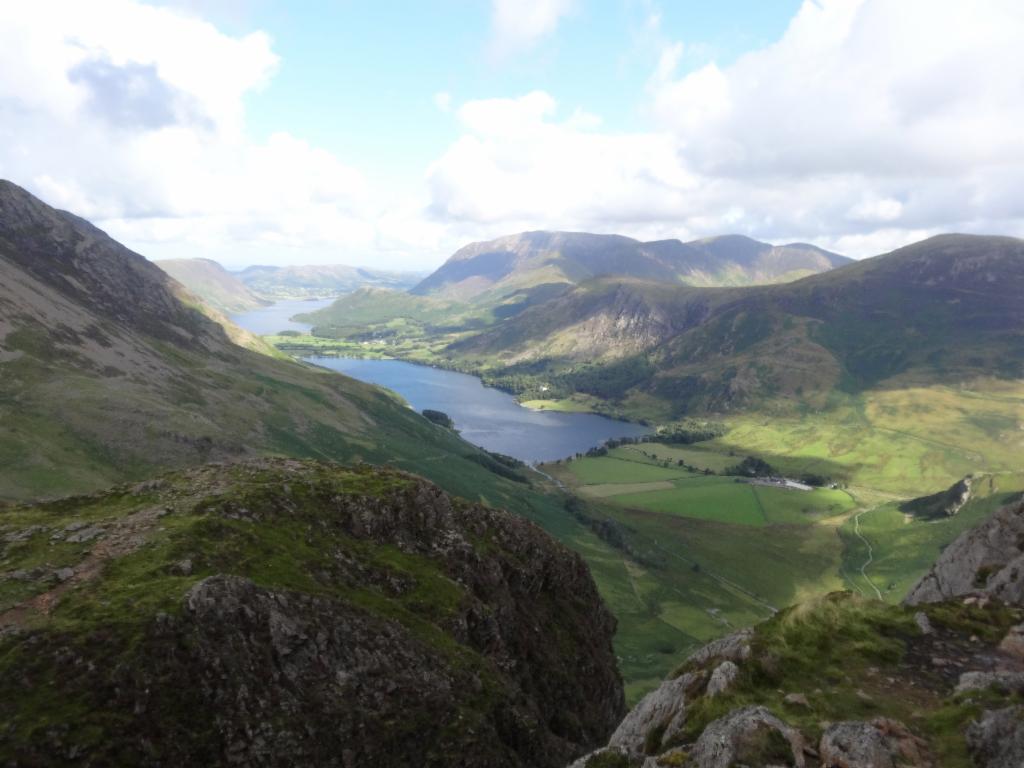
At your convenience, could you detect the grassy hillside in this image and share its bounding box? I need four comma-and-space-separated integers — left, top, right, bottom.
154, 258, 270, 314
544, 435, 1024, 701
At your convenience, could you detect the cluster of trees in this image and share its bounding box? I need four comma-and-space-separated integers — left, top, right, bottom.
462, 450, 528, 483
726, 456, 777, 477
482, 355, 657, 403
421, 409, 454, 429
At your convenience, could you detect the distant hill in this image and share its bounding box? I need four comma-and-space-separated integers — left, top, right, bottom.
294, 286, 471, 329
155, 257, 270, 314
411, 231, 850, 304
238, 263, 425, 300
449, 234, 1024, 415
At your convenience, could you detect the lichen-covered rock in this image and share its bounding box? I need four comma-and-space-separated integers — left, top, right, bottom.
904, 501, 1024, 606
706, 660, 740, 698
999, 623, 1024, 660
607, 672, 701, 754
966, 706, 1024, 768
819, 718, 930, 768
686, 627, 753, 667
685, 705, 805, 768
0, 460, 624, 767
955, 670, 1024, 694
914, 611, 933, 635
567, 746, 629, 768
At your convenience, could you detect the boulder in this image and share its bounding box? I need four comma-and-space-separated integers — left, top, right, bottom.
998, 623, 1024, 660
686, 628, 753, 667
706, 660, 740, 698
566, 746, 628, 768
685, 705, 805, 768
914, 612, 933, 635
608, 672, 701, 754
784, 693, 811, 710
966, 706, 1024, 768
955, 670, 1024, 694
819, 718, 929, 768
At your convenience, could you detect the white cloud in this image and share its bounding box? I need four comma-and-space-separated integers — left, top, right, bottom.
428, 92, 695, 233
433, 91, 453, 113
489, 0, 576, 57
3, 0, 1023, 270
429, 0, 1024, 256
0, 0, 421, 267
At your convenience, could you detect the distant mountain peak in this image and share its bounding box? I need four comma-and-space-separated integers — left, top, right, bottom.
412, 230, 850, 302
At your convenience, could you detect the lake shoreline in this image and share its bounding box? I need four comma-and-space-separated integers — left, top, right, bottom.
300, 355, 651, 464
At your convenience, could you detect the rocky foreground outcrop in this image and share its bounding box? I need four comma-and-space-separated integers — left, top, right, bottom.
0, 459, 624, 766
904, 499, 1024, 606
570, 499, 1024, 768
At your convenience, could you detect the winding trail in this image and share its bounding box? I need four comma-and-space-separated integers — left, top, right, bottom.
852, 508, 883, 600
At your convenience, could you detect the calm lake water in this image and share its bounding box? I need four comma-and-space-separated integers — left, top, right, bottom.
307, 357, 649, 464
230, 301, 649, 463
229, 298, 335, 336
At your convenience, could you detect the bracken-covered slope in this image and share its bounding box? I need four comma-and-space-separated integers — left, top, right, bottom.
154, 257, 271, 314
0, 180, 560, 511
452, 234, 1024, 416
0, 459, 624, 766
411, 231, 849, 304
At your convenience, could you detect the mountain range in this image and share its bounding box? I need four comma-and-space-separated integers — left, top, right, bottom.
411, 230, 850, 307
298, 228, 1024, 425
448, 234, 1024, 416
153, 258, 424, 315
236, 262, 424, 300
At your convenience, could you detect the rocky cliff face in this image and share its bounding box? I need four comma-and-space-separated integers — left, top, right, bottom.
0, 459, 623, 766
905, 499, 1024, 606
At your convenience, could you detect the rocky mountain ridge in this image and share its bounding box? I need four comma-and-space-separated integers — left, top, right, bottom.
0, 459, 623, 766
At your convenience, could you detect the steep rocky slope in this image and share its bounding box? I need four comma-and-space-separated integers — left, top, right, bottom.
570, 499, 1024, 767
0, 459, 623, 766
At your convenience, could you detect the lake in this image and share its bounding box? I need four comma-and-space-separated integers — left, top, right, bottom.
229, 298, 335, 336
230, 301, 650, 463
306, 357, 649, 464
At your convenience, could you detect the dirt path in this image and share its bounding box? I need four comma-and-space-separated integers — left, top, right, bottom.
0, 506, 164, 630
852, 507, 883, 600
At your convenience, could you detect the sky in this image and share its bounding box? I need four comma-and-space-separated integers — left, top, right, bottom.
1, 0, 1022, 270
